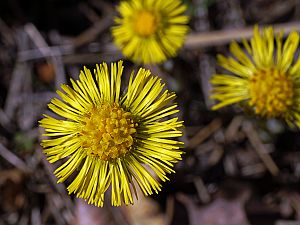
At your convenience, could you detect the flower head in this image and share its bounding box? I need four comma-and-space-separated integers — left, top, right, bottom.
39, 61, 183, 207
210, 26, 300, 128
111, 0, 189, 64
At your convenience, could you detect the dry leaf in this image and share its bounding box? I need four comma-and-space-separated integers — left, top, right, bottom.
71, 199, 113, 225
177, 186, 250, 225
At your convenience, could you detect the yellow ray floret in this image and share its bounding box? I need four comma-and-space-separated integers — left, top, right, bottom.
210, 26, 300, 128
111, 0, 189, 64
39, 60, 184, 207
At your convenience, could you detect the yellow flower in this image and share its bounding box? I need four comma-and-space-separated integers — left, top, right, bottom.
111, 0, 189, 64
39, 61, 183, 207
210, 26, 300, 128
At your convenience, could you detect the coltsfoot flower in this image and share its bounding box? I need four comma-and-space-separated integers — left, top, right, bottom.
39, 61, 184, 207
111, 0, 189, 64
210, 26, 300, 128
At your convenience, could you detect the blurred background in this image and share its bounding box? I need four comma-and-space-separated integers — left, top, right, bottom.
1, 0, 300, 224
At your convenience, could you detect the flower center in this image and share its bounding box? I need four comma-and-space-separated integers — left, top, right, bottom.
79, 102, 137, 161
134, 10, 157, 37
249, 68, 294, 117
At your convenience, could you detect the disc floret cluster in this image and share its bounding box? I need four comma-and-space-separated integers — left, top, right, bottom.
40, 61, 184, 207
210, 26, 300, 128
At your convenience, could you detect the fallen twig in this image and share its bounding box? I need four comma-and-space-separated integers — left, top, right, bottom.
0, 143, 30, 173
72, 16, 113, 48
243, 121, 279, 176
184, 21, 300, 49
188, 118, 222, 148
